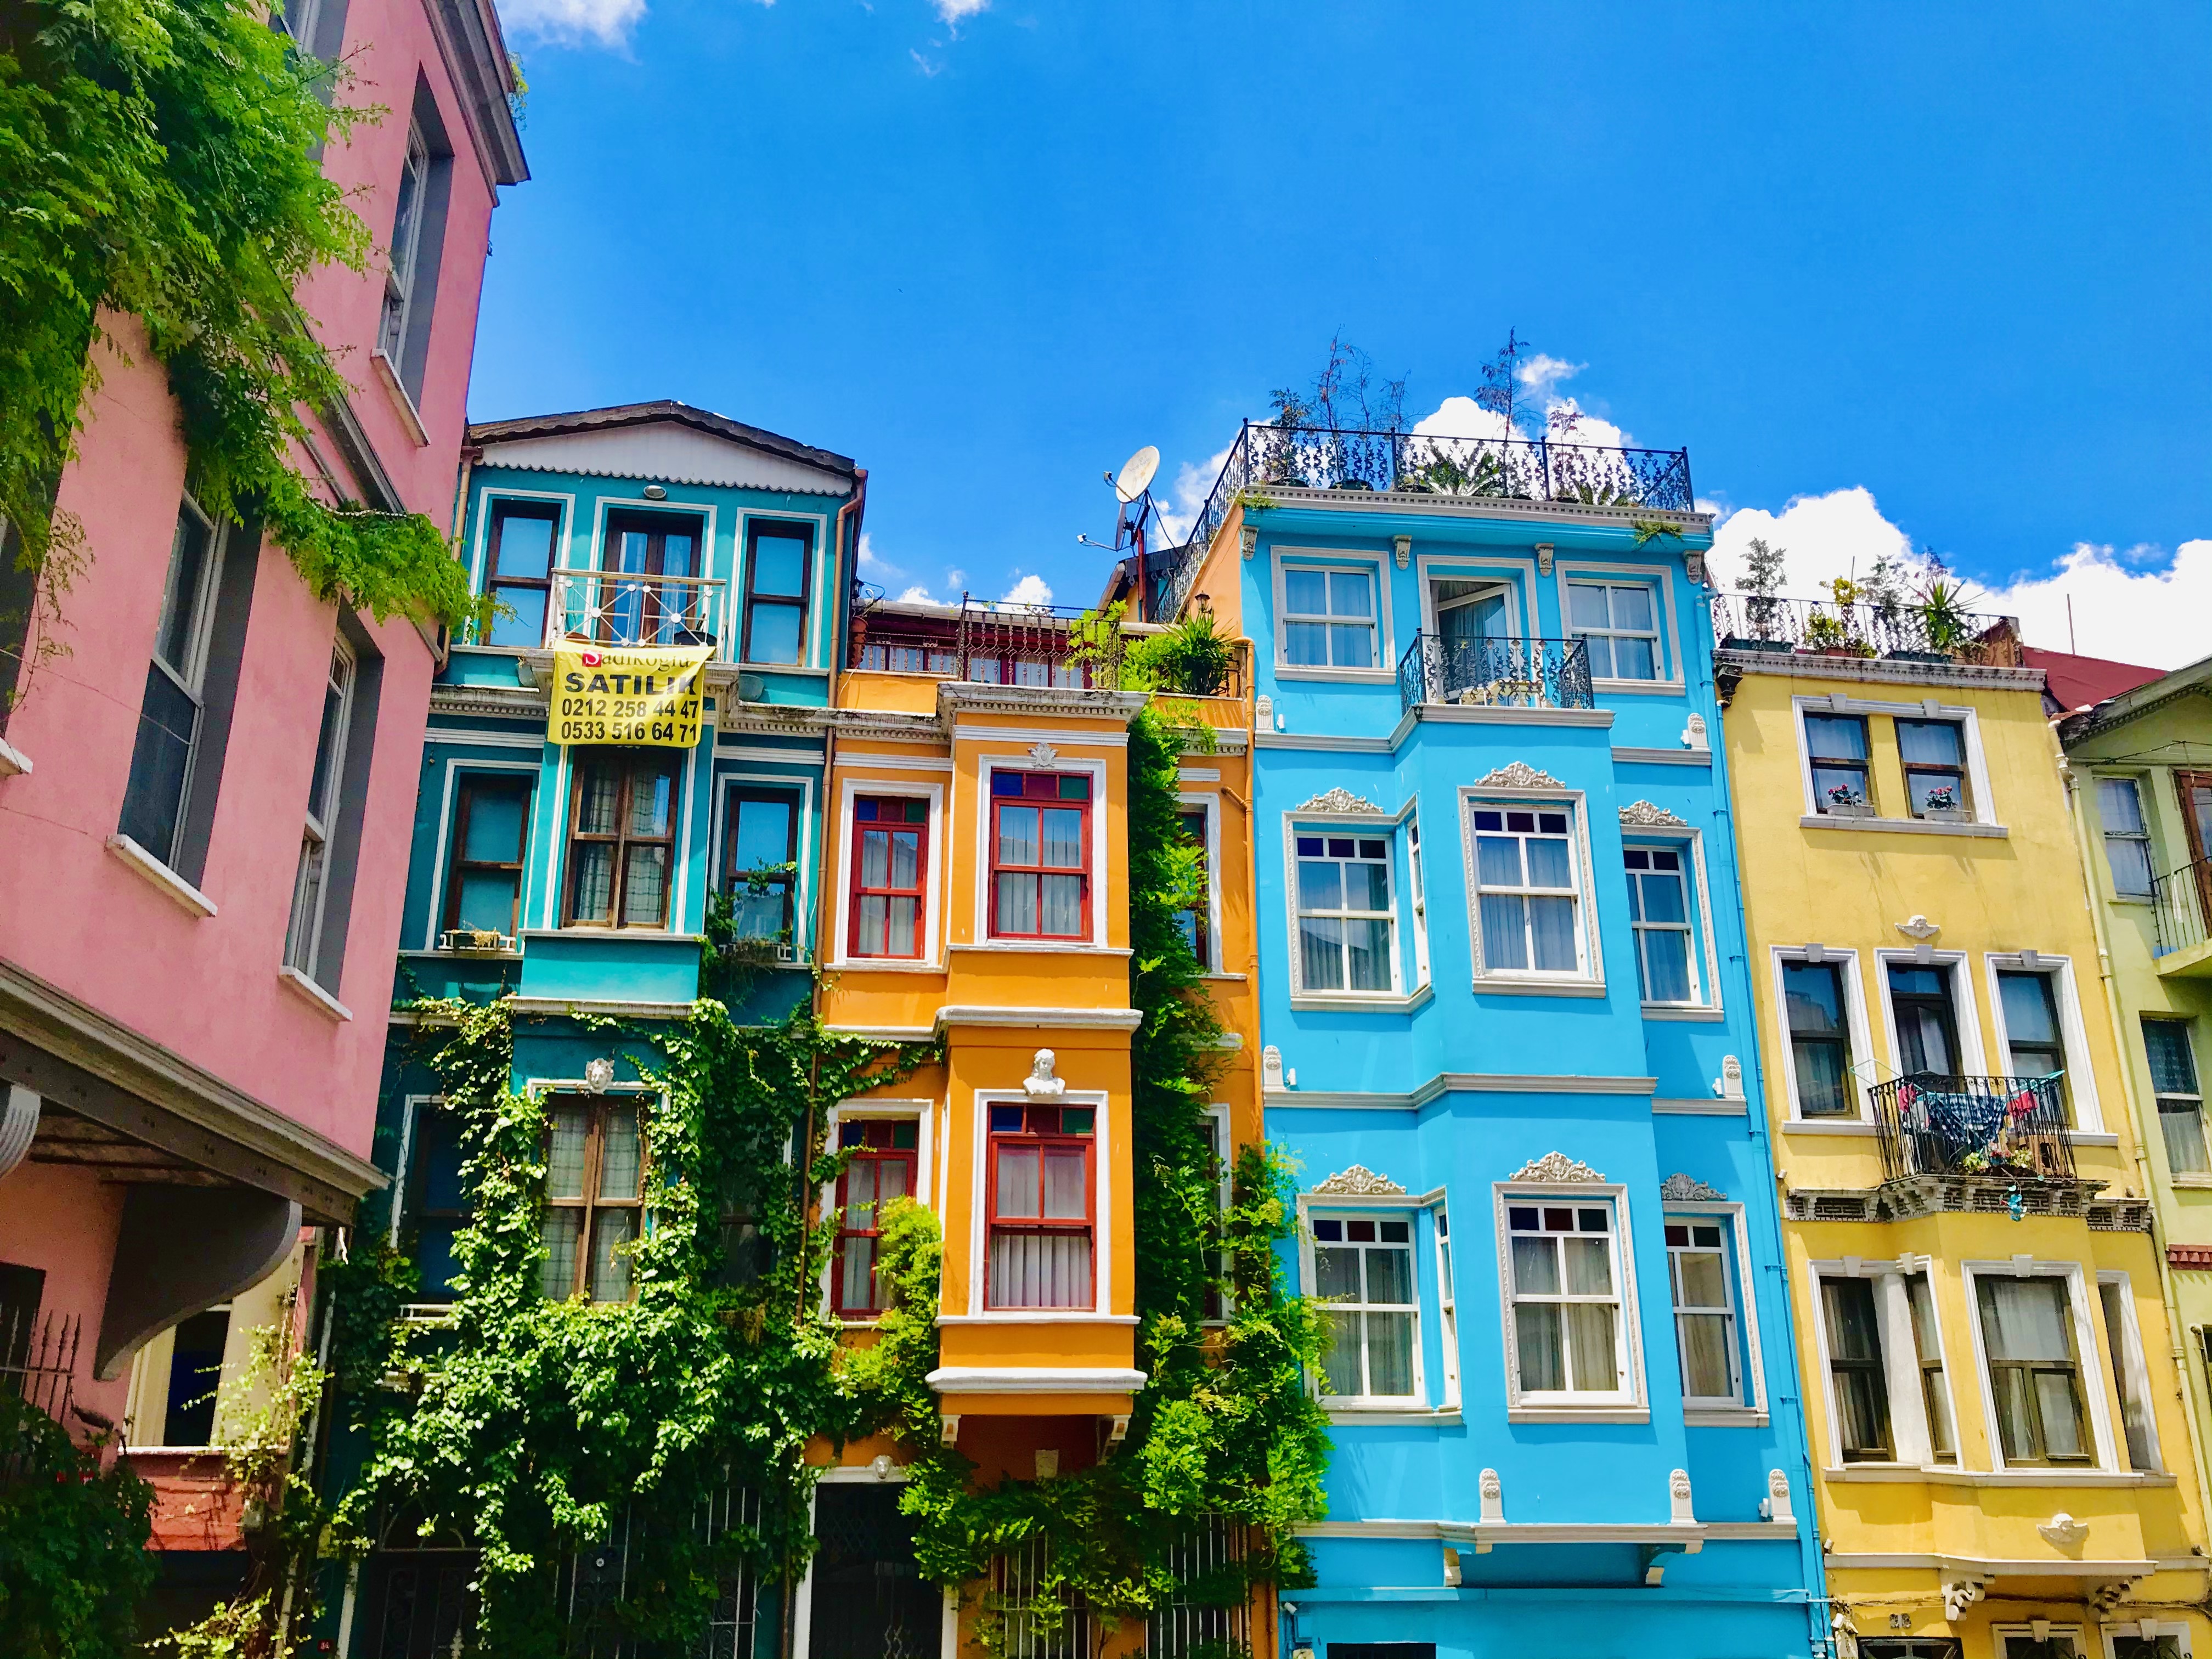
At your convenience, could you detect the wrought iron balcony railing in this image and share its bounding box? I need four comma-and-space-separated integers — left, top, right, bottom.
849, 600, 1246, 698
1709, 594, 2024, 668
1157, 420, 1696, 623
1870, 1074, 2074, 1183
1397, 634, 1594, 716
2154, 858, 2212, 957
548, 568, 727, 652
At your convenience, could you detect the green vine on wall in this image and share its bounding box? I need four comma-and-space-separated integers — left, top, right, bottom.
2, 0, 484, 692
0, 1393, 156, 1659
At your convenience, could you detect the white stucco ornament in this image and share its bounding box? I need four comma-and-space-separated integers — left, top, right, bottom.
1295, 787, 1381, 815
1681, 712, 1709, 751
1474, 761, 1566, 792
1895, 915, 1941, 941
1510, 1151, 1605, 1184
1024, 1049, 1065, 1097
1312, 1164, 1407, 1197
1712, 1056, 1745, 1100
1620, 800, 1691, 828
1763, 1469, 1793, 1525
1660, 1172, 1725, 1202
2038, 1513, 2088, 1549
1027, 742, 1059, 768
584, 1057, 616, 1094
1478, 1468, 1504, 1523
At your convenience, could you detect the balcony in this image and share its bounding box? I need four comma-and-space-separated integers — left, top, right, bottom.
1160, 420, 1696, 622
2152, 858, 2212, 975
1870, 1074, 2074, 1183
848, 599, 1246, 698
1397, 634, 1594, 716
1709, 594, 2024, 668
546, 568, 727, 653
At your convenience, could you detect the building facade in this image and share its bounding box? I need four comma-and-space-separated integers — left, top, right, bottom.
1717, 597, 2209, 1659
1153, 423, 1821, 1657
0, 0, 524, 1615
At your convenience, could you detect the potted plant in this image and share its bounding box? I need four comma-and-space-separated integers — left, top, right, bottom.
1917, 785, 1970, 823
1721, 538, 1795, 651
1917, 573, 1980, 661
1822, 783, 1875, 819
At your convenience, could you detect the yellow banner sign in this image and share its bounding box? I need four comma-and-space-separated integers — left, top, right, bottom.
549, 644, 711, 747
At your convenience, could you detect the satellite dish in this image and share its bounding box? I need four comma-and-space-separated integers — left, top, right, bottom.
1113, 445, 1159, 504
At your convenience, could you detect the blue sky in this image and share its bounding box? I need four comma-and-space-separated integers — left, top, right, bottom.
472, 1, 2211, 665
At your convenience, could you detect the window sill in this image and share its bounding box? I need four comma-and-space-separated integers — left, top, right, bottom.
1641, 1003, 1723, 1021
1799, 814, 2008, 839
1784, 1118, 1877, 1135
1822, 1464, 2176, 1488
1505, 1406, 1649, 1424
522, 927, 706, 944
278, 965, 353, 1022
2110, 895, 2156, 906
950, 941, 1130, 957
0, 733, 30, 777
1592, 678, 1687, 696
105, 834, 216, 917
2169, 1175, 2212, 1190
936, 1313, 1141, 1325
831, 956, 945, 973
371, 349, 431, 448
1200, 970, 1248, 982
1470, 976, 1606, 998
735, 662, 831, 678
1325, 1406, 1462, 1425
1273, 665, 1396, 683
1290, 983, 1434, 1013
1684, 1406, 1769, 1428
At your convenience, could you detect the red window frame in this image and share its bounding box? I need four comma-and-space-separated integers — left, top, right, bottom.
984, 1102, 1096, 1310
988, 772, 1093, 943
832, 1120, 918, 1316
849, 795, 929, 959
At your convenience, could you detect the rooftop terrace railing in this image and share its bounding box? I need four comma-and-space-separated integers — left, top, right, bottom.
1709, 593, 2025, 668
849, 600, 1246, 698
1160, 420, 1697, 622
1397, 634, 1594, 716
1869, 1073, 2074, 1183
2154, 858, 2212, 958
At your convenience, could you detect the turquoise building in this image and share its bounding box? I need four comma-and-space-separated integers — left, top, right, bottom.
1161, 422, 1827, 1659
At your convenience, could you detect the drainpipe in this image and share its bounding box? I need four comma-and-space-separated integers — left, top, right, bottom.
834, 468, 868, 674
2060, 741, 2212, 1535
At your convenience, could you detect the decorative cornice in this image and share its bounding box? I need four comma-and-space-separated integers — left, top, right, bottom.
1474, 762, 1566, 792
1295, 787, 1383, 815
1714, 648, 2045, 695
1509, 1151, 1605, 1184
1312, 1164, 1408, 1197
1620, 800, 1690, 828
1660, 1172, 1726, 1202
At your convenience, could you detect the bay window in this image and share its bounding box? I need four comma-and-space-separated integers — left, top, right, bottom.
1626, 845, 1699, 1003
1506, 1200, 1624, 1400
1908, 1272, 1957, 1462
1664, 1217, 1739, 1405
990, 772, 1090, 941
1295, 831, 1395, 992
986, 1103, 1094, 1310
542, 1096, 646, 1302
1820, 1276, 1893, 1461
834, 1120, 917, 1317
850, 795, 928, 958
565, 751, 678, 928
1975, 1273, 2091, 1466
1313, 1216, 1417, 1401
1471, 804, 1583, 977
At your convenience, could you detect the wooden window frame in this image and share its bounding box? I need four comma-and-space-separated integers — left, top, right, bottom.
2146, 1019, 2210, 1175
541, 1094, 647, 1304
831, 1120, 919, 1317
984, 1102, 1096, 1311
1784, 957, 1859, 1118
486, 500, 560, 650
1897, 716, 1972, 819
408, 1102, 473, 1303
988, 773, 1093, 944
599, 509, 706, 647
1821, 1274, 1895, 1462
741, 519, 813, 668
720, 785, 801, 946
284, 637, 356, 978
563, 749, 680, 929
1974, 1272, 2092, 1468
2179, 770, 2212, 930
442, 774, 534, 939
1887, 961, 1964, 1078
1805, 712, 1874, 814
849, 795, 930, 960
2097, 776, 2155, 898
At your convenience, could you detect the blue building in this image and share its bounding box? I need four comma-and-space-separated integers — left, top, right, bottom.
1161, 423, 1825, 1658
329, 402, 861, 1654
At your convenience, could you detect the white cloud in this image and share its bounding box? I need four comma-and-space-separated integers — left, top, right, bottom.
1000, 572, 1053, 607
1709, 486, 2212, 672
1516, 353, 1583, 402
933, 0, 987, 25
895, 584, 938, 604
1412, 395, 1511, 441
497, 0, 647, 46
1159, 441, 1234, 544
910, 47, 943, 76
856, 532, 898, 580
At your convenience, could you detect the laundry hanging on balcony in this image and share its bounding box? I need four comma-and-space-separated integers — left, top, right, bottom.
549, 643, 712, 748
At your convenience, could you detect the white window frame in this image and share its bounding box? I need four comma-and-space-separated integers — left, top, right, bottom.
1200, 1103, 1233, 1327
1874, 947, 1990, 1082
2094, 773, 2158, 902
1664, 1201, 1768, 1423
2103, 1622, 2193, 1658
829, 775, 945, 969
1432, 1203, 1460, 1409
1280, 804, 1419, 1008
2145, 1019, 2210, 1179
1993, 1626, 2085, 1659
1493, 1178, 1647, 1419
1557, 571, 1672, 690
379, 123, 431, 364
2095, 1269, 2164, 1474
1803, 1255, 1953, 1469
973, 754, 1111, 950
1982, 952, 2106, 1130
132, 496, 226, 867
284, 636, 356, 980
819, 1098, 933, 1327
1460, 783, 1602, 993
1176, 792, 1223, 973
710, 772, 817, 961
1271, 549, 1393, 681
1623, 825, 1722, 1015
1770, 945, 1878, 1122
1305, 1207, 1426, 1408
1961, 1259, 2118, 1472
1790, 694, 1999, 826
964, 1088, 1115, 1321
1415, 555, 1536, 641
1554, 560, 1682, 693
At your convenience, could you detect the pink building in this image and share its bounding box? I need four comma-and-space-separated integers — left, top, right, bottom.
0, 0, 524, 1575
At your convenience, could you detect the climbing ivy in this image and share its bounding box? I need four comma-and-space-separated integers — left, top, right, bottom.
0, 1392, 156, 1659
1, 0, 483, 686
341, 994, 936, 1657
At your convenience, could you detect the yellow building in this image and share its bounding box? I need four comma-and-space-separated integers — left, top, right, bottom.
1714, 599, 2211, 1659
802, 597, 1261, 1657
